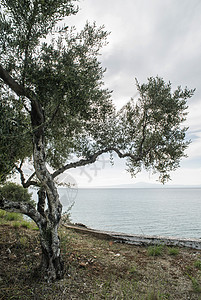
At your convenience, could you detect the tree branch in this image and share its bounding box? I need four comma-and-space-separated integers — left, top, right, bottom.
52, 147, 141, 178
0, 64, 26, 96
26, 171, 38, 187
0, 195, 44, 225
15, 164, 39, 188
138, 110, 148, 155
15, 163, 26, 186
0, 64, 43, 123
46, 101, 62, 127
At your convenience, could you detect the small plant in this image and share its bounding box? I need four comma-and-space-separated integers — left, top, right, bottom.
61, 201, 75, 225
194, 260, 201, 270
186, 272, 201, 293
168, 247, 179, 256
147, 245, 164, 257
191, 277, 201, 293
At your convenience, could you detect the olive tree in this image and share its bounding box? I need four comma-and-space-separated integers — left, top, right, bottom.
0, 0, 194, 281
0, 91, 31, 182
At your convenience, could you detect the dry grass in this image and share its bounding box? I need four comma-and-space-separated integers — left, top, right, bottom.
1, 221, 201, 299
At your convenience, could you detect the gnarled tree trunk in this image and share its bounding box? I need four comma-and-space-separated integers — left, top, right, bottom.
31, 100, 64, 281
38, 218, 64, 281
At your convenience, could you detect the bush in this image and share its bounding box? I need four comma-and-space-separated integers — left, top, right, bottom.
0, 183, 35, 222
0, 182, 35, 206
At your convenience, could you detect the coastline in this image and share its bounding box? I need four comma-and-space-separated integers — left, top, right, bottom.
64, 223, 201, 250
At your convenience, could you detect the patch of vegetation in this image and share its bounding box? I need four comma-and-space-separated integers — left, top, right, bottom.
0, 209, 23, 222
0, 209, 38, 231
145, 291, 170, 300
186, 270, 201, 294
191, 277, 201, 293
1, 223, 201, 299
0, 209, 6, 218
168, 247, 179, 256
194, 260, 201, 270
0, 182, 35, 206
20, 221, 33, 229
147, 245, 164, 257
13, 221, 21, 229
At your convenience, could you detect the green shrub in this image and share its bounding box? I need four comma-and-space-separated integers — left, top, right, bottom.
0, 182, 35, 206
147, 245, 164, 257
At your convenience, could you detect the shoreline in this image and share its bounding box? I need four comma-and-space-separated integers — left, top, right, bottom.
64, 223, 201, 250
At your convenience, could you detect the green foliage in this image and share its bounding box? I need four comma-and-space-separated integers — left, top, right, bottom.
194, 260, 201, 270
0, 209, 6, 218
119, 76, 194, 183
0, 0, 78, 58
13, 221, 21, 228
147, 245, 164, 257
0, 0, 195, 185
4, 212, 23, 221
0, 98, 32, 183
0, 209, 23, 221
0, 209, 35, 229
0, 182, 35, 206
20, 220, 33, 229
0, 0, 196, 283
168, 247, 179, 256
189, 276, 201, 293
0, 0, 114, 172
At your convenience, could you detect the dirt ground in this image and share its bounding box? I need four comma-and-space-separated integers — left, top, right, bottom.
1, 223, 201, 299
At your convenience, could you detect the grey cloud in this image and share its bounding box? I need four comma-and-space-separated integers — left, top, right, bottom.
75, 0, 201, 140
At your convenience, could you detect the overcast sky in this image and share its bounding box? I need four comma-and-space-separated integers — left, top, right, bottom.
63, 0, 201, 188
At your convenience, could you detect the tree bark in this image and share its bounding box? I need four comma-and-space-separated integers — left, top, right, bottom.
30, 100, 64, 281
33, 134, 64, 281
38, 218, 64, 281
0, 64, 64, 281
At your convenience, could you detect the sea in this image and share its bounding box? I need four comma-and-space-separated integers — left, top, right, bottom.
31, 187, 201, 239
60, 188, 201, 239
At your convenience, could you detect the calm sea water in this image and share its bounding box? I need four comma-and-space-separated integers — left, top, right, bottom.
61, 188, 201, 239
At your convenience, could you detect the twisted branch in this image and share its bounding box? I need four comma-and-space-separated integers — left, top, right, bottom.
52, 147, 141, 179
